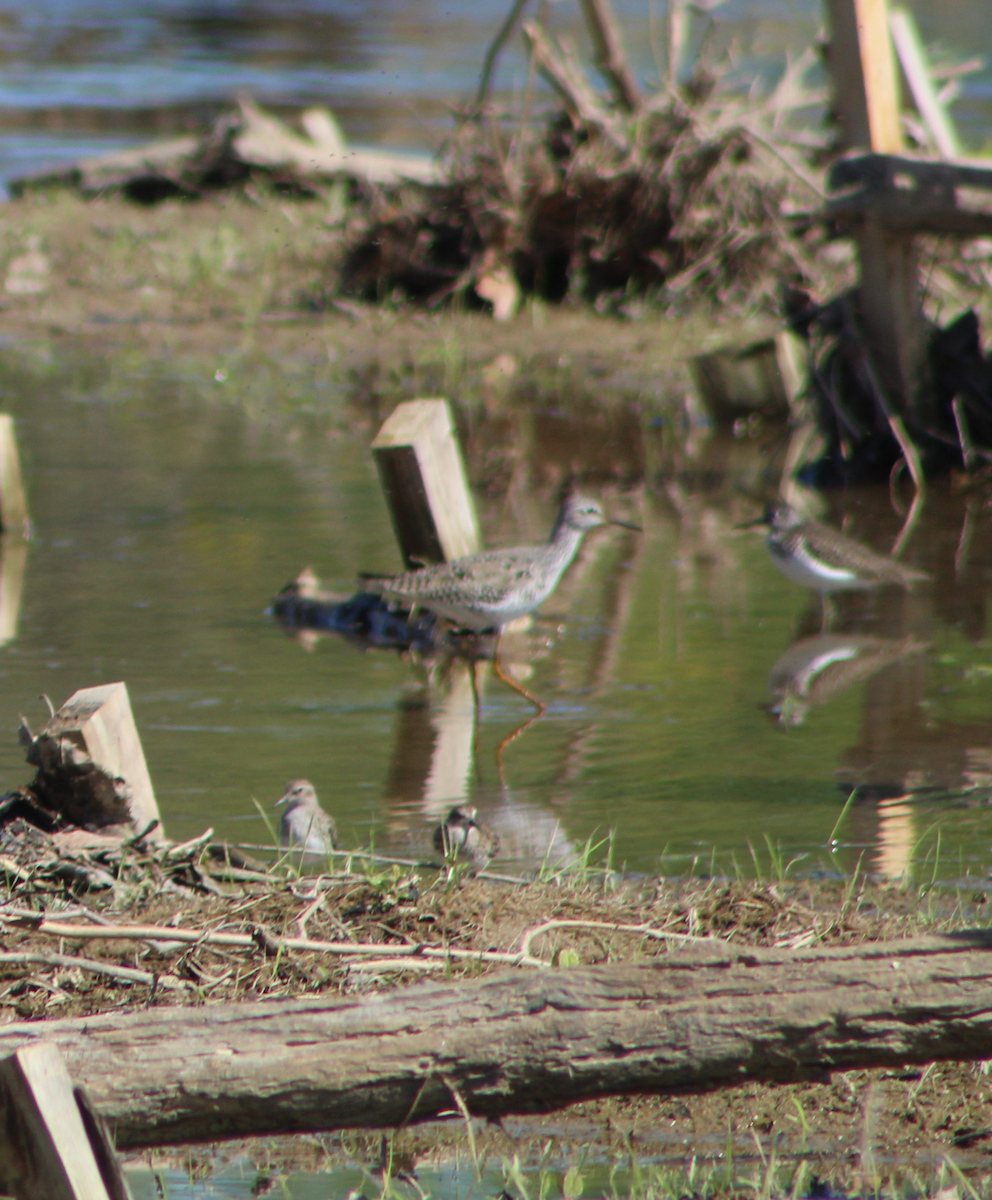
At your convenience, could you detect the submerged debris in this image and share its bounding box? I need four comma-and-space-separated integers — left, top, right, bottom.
270, 568, 439, 652
795, 301, 992, 484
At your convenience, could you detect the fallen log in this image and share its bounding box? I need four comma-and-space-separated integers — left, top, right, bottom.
1, 932, 992, 1152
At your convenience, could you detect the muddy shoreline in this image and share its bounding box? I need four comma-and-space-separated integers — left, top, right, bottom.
4, 832, 992, 1187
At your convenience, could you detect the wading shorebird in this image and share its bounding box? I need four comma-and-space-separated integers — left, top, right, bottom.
433, 804, 499, 873
740, 501, 929, 593
362, 494, 640, 710
275, 779, 337, 856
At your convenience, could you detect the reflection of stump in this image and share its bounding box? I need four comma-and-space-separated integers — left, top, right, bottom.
18, 682, 162, 840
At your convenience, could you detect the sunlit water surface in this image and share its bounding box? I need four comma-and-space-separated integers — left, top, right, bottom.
0, 336, 991, 889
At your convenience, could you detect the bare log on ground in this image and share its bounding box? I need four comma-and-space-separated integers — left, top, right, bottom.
2, 933, 992, 1149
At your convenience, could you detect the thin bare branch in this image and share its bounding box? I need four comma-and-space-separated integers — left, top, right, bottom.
474, 0, 533, 115
578, 0, 641, 112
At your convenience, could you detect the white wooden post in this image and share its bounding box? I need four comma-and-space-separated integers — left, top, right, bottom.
46, 682, 161, 838
825, 0, 903, 155
0, 534, 27, 646
371, 398, 480, 568
0, 1042, 127, 1200
824, 0, 933, 418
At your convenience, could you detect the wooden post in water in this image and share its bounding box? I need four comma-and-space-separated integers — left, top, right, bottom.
825, 0, 903, 156
0, 1042, 127, 1200
46, 682, 162, 839
0, 414, 30, 538
824, 0, 935, 422
371, 398, 480, 568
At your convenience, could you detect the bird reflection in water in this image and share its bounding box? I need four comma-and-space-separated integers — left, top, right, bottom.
768, 634, 927, 727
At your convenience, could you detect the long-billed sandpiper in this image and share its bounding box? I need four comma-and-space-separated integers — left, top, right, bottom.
362, 494, 639, 709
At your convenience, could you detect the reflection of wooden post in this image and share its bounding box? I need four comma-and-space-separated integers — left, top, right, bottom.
0, 534, 27, 646
423, 660, 476, 814
0, 1042, 125, 1200
48, 682, 161, 837
371, 398, 480, 568
874, 794, 915, 880
0, 414, 29, 538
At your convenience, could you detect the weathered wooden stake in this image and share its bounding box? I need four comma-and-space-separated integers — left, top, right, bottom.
823, 0, 935, 419
46, 682, 161, 838
371, 398, 480, 568
825, 0, 903, 155
0, 413, 30, 539
688, 330, 805, 423
0, 1042, 127, 1200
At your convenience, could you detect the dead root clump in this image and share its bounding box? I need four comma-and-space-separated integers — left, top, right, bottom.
339, 99, 831, 318
338, 9, 838, 319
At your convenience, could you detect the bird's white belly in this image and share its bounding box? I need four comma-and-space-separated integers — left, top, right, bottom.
393, 595, 534, 632
772, 543, 864, 592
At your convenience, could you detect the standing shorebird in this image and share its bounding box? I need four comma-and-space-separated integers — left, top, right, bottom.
362, 494, 640, 710
275, 779, 337, 856
741, 501, 929, 592
433, 804, 499, 873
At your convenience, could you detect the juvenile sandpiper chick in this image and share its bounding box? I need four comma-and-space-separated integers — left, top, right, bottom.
362, 494, 639, 709
742, 501, 929, 592
433, 804, 499, 874
276, 779, 337, 856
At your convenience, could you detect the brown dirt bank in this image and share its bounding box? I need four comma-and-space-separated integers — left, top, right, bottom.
0, 188, 777, 380
4, 859, 992, 1180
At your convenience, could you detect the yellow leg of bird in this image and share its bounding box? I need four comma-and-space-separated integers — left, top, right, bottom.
491, 634, 546, 713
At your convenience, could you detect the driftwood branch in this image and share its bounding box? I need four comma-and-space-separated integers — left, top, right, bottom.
6, 917, 543, 967
0, 953, 186, 991
578, 0, 641, 111
2, 933, 992, 1149
474, 0, 533, 114
521, 22, 629, 151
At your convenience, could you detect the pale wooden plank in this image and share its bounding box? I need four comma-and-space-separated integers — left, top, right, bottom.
825, 0, 903, 153
0, 1042, 119, 1200
44, 682, 162, 839
371, 398, 480, 568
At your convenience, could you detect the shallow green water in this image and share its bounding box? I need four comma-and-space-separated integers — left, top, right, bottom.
2, 333, 992, 884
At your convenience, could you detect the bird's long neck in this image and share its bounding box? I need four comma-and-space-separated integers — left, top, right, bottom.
547, 517, 586, 571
